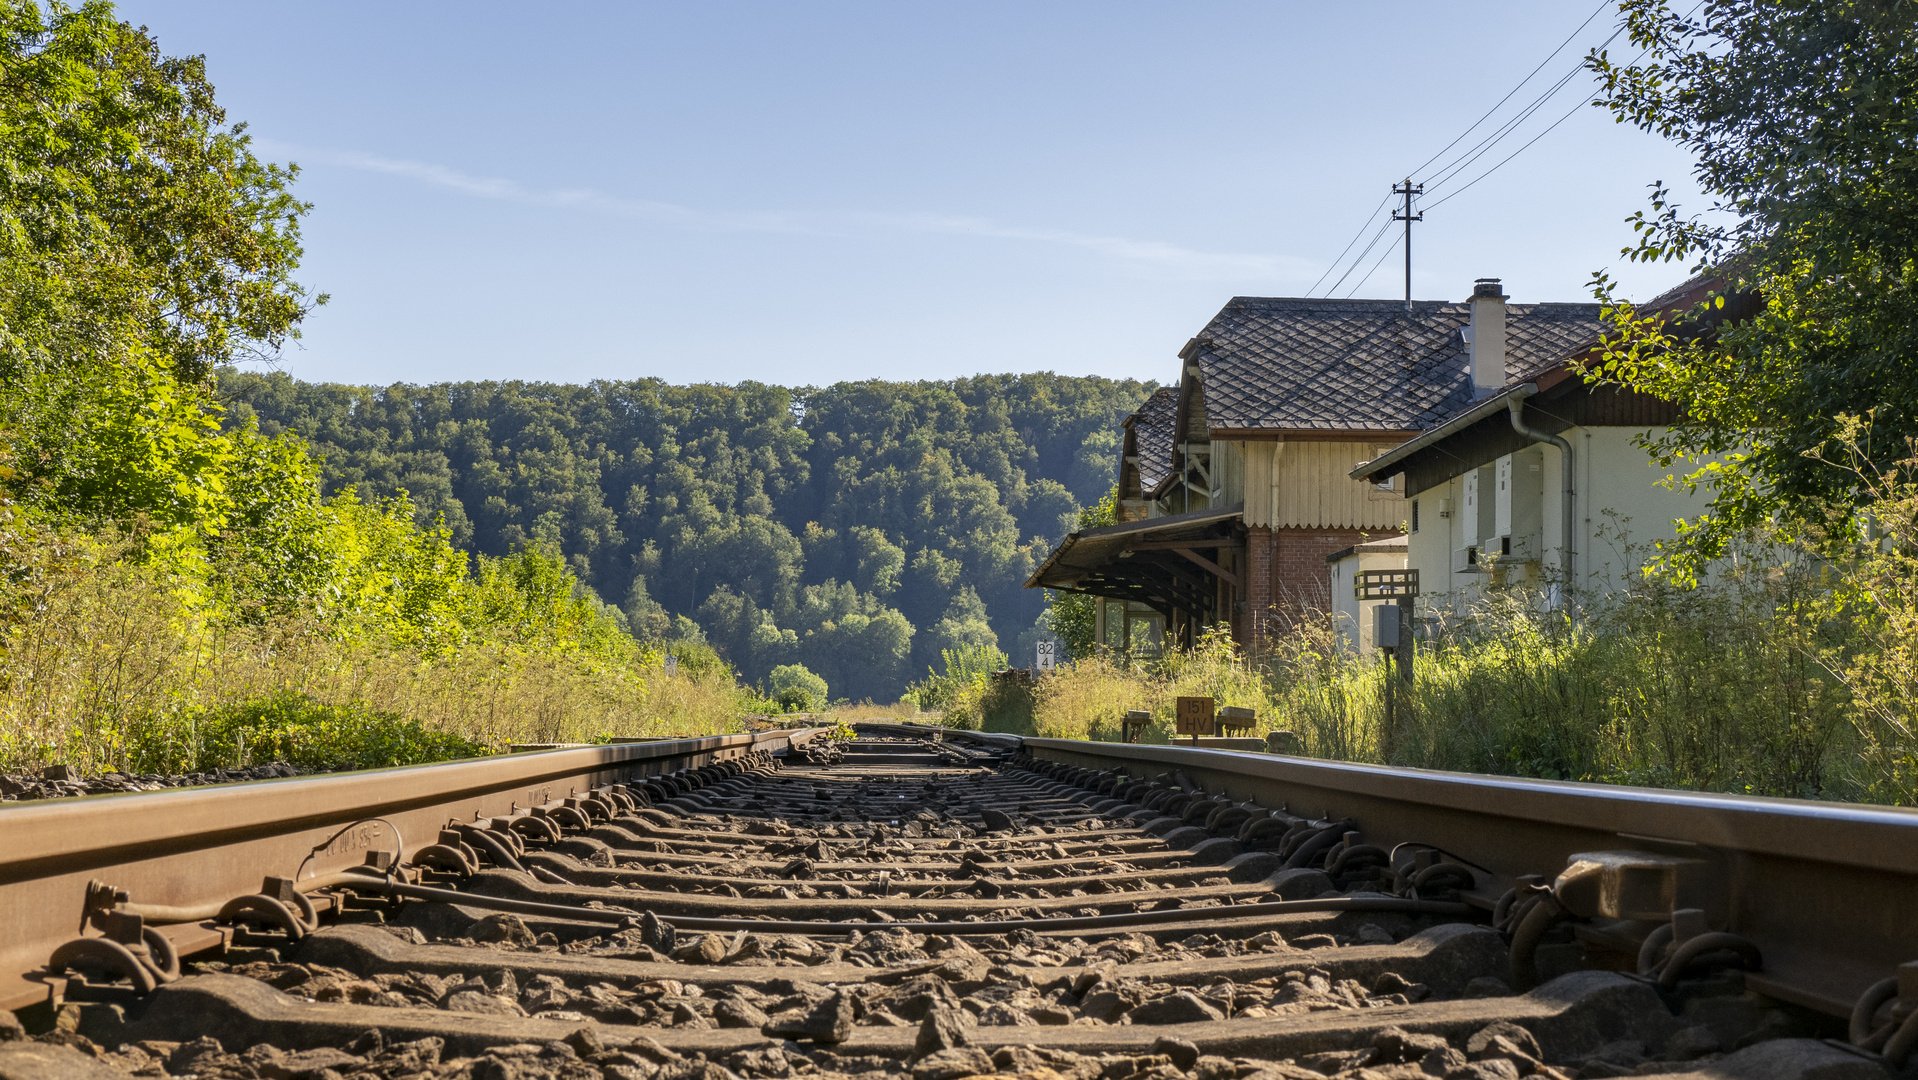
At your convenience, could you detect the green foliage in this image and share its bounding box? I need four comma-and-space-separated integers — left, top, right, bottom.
929, 586, 998, 657
769, 663, 828, 713
1586, 0, 1918, 564
0, 0, 321, 541
1038, 567, 1878, 802
127, 692, 488, 774
0, 6, 743, 771
1048, 486, 1119, 659
222, 372, 1154, 700
906, 643, 1009, 723
0, 0, 321, 382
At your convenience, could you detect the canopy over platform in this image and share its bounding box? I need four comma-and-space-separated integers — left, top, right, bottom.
1025, 504, 1244, 650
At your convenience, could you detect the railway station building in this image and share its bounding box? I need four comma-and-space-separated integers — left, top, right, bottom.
1349, 276, 1749, 623
1025, 279, 1605, 654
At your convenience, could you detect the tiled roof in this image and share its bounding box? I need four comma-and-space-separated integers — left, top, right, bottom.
1129, 386, 1178, 492
1188, 297, 1605, 432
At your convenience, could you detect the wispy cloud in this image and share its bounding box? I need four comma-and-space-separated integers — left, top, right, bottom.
265, 141, 1309, 281
877, 212, 1313, 279
265, 143, 810, 234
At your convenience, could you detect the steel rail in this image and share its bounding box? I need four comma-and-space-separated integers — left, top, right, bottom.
0, 728, 819, 1013
997, 734, 1918, 1019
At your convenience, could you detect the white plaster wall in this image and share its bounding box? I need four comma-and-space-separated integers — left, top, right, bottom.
1573, 426, 1714, 595
1330, 549, 1411, 655
1407, 425, 1716, 615
1406, 473, 1485, 619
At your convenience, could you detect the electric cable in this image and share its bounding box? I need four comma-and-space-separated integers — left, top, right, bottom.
1323, 216, 1396, 298
1312, 4, 1615, 298
1423, 94, 1592, 211
1404, 0, 1613, 180
1307, 191, 1393, 297
1420, 59, 1595, 194
1342, 231, 1405, 299
1419, 2, 1703, 212
1418, 22, 1627, 194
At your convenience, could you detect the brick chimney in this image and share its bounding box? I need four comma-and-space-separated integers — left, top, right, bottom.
1469, 278, 1507, 397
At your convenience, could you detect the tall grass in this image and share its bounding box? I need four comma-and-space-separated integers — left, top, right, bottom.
1032, 548, 1883, 804
1029, 628, 1272, 743
0, 531, 747, 773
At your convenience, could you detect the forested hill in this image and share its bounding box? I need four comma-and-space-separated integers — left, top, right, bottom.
220, 372, 1154, 701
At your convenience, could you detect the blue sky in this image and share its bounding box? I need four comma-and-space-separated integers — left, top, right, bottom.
120, 2, 1709, 388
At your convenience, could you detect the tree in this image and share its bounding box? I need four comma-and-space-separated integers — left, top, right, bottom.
769, 664, 827, 712
0, 1, 319, 371
2, 0, 320, 529
929, 586, 999, 657
223, 370, 1155, 699
1048, 487, 1118, 658
1586, 0, 1918, 562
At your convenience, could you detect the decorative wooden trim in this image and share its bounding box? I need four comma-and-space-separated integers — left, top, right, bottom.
1130, 539, 1244, 551
1210, 429, 1422, 442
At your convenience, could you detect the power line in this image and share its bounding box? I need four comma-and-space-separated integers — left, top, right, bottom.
1308, 1, 1699, 300
1419, 61, 1590, 193
1309, 4, 1615, 300
1414, 0, 1706, 211
1343, 231, 1404, 299
1420, 6, 1701, 214
1322, 216, 1396, 298
1423, 95, 1593, 212
1306, 192, 1392, 297
1417, 25, 1627, 194
1404, 0, 1612, 180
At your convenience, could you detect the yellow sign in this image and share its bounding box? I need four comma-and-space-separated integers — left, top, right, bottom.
1174, 696, 1215, 737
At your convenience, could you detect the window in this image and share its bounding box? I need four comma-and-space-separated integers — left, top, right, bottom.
1411, 499, 1420, 533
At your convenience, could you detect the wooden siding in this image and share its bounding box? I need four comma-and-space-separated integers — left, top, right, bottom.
1235, 440, 1406, 530
1213, 439, 1245, 507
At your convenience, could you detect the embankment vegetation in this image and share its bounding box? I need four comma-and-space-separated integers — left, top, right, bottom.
942, 540, 1911, 805
0, 1, 746, 773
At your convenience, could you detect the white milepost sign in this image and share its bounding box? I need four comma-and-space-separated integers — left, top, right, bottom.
1036, 639, 1058, 671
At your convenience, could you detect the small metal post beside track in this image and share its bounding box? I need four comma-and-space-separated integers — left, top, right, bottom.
1357, 569, 1420, 755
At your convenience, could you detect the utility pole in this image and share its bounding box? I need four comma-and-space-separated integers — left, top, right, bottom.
1392, 178, 1423, 311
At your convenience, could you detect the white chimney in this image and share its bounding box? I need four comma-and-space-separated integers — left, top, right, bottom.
1469, 277, 1507, 397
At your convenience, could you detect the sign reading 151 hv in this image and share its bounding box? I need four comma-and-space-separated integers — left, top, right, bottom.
1175, 696, 1216, 737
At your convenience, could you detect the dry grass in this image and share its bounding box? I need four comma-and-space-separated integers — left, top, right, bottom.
1032, 628, 1275, 743
0, 537, 743, 772
1032, 568, 1882, 804
824, 702, 929, 723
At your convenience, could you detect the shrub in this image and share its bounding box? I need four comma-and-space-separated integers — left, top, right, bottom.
770, 664, 828, 713
1032, 561, 1879, 803
129, 692, 488, 774
0, 518, 748, 772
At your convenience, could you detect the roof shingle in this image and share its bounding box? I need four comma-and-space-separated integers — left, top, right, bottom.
1188, 297, 1605, 432
1128, 386, 1179, 492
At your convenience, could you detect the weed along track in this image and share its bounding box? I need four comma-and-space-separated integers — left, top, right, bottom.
5, 728, 1918, 1080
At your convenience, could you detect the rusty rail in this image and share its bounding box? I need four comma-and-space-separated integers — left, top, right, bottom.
4, 722, 1916, 1080
990, 732, 1918, 1019
0, 728, 819, 1013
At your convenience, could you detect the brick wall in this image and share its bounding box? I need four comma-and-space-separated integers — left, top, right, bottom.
1245, 526, 1273, 649
1265, 526, 1399, 629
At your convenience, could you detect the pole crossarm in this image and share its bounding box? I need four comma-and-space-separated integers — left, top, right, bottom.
1392, 178, 1424, 310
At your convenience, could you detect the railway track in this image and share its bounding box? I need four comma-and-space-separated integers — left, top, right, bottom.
2, 725, 1914, 1080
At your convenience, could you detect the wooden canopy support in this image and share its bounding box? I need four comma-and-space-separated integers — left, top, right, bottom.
1171, 547, 1238, 588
